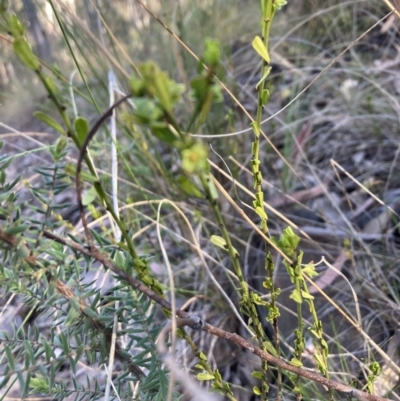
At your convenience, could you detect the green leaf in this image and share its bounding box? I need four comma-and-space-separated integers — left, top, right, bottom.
206, 175, 219, 201
130, 76, 144, 95
65, 163, 97, 183
82, 186, 98, 206
250, 121, 260, 138
190, 75, 210, 102
151, 126, 177, 145
301, 290, 314, 300
314, 353, 327, 373
261, 89, 270, 105
177, 175, 204, 198
69, 297, 80, 312
29, 376, 49, 393
210, 235, 227, 249
274, 0, 287, 10
203, 38, 221, 67
83, 306, 98, 319
197, 373, 215, 381
254, 206, 268, 221
13, 38, 39, 70
263, 340, 279, 357
278, 226, 300, 255
0, 156, 15, 171
253, 386, 261, 395
251, 36, 270, 64
55, 135, 68, 155
9, 14, 26, 36
290, 288, 302, 304
133, 98, 164, 124
251, 371, 264, 380
210, 235, 239, 257
140, 62, 184, 112
254, 67, 271, 89
290, 358, 303, 367
4, 225, 29, 234
198, 351, 208, 361
74, 117, 89, 146
34, 112, 64, 134
303, 263, 318, 278
369, 361, 381, 375
5, 346, 15, 370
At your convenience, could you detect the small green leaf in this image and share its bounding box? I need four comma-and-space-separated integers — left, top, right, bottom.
261, 89, 270, 105
69, 297, 81, 311
177, 175, 204, 198
198, 351, 208, 361
4, 225, 29, 234
278, 226, 300, 256
314, 353, 327, 373
44, 76, 60, 96
206, 175, 219, 201
253, 386, 261, 395
369, 361, 381, 375
151, 126, 177, 145
140, 62, 184, 112
5, 346, 15, 370
251, 36, 270, 64
0, 156, 15, 171
303, 263, 318, 278
251, 371, 264, 380
255, 67, 271, 89
29, 375, 49, 393
34, 112, 64, 134
290, 358, 303, 367
203, 39, 221, 67
250, 121, 260, 138
197, 373, 215, 381
65, 163, 97, 183
274, 0, 287, 10
82, 306, 99, 319
301, 290, 314, 300
13, 38, 39, 70
290, 288, 302, 304
255, 206, 268, 220
82, 186, 98, 206
210, 235, 240, 257
210, 235, 228, 249
9, 15, 26, 36
0, 170, 6, 184
55, 135, 68, 155
130, 76, 144, 95
263, 340, 279, 357
74, 117, 89, 146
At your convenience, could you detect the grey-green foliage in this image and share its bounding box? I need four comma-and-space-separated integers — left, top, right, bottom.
0, 140, 171, 401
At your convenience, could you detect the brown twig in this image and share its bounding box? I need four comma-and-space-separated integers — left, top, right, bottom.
0, 224, 393, 399
0, 226, 145, 380
75, 93, 132, 248
38, 230, 392, 401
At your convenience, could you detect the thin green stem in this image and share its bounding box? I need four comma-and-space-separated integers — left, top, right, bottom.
250, 1, 282, 399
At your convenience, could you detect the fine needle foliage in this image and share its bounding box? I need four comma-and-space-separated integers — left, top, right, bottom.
0, 1, 400, 401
